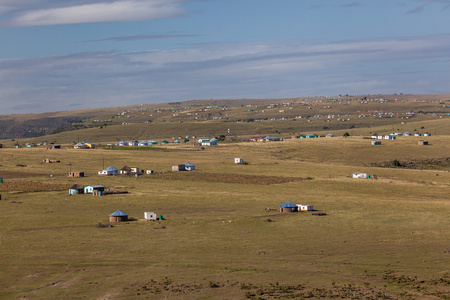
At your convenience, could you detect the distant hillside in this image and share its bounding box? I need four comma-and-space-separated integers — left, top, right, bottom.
1, 94, 449, 140
0, 116, 86, 139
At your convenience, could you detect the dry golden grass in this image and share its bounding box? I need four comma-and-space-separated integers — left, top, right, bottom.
148, 171, 305, 184
0, 119, 449, 299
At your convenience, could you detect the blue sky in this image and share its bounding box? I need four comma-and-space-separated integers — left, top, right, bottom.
1, 0, 450, 114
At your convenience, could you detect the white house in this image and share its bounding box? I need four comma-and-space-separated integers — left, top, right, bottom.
144, 212, 157, 221
98, 166, 119, 176
296, 204, 314, 211
353, 172, 368, 179
202, 140, 217, 146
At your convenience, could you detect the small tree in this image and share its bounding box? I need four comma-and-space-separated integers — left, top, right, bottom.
392, 159, 402, 167
343, 132, 350, 137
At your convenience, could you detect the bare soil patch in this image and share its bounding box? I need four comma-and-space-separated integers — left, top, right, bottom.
0, 170, 49, 178
0, 181, 68, 192
13, 225, 94, 232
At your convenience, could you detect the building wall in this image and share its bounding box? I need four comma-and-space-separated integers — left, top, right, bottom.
280, 207, 296, 213
109, 216, 128, 222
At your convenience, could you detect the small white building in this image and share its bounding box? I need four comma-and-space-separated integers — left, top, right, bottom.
202, 140, 217, 146
296, 204, 313, 211
144, 212, 157, 221
353, 172, 368, 179
235, 158, 243, 164
146, 169, 154, 174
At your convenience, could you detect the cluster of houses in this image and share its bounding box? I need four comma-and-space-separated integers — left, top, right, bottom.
116, 140, 166, 146
197, 138, 218, 146
371, 131, 431, 139
97, 163, 196, 176
107, 210, 161, 223
69, 184, 105, 195
111, 138, 218, 147
98, 166, 149, 176
69, 184, 128, 196
279, 202, 314, 213
250, 136, 283, 142
370, 131, 432, 146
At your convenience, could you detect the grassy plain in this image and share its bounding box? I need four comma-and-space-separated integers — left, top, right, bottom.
0, 132, 449, 299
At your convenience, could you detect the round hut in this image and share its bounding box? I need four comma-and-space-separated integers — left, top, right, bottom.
69, 184, 84, 195
109, 210, 128, 222
280, 202, 298, 213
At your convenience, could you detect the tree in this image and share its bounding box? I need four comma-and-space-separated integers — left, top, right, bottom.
343, 132, 350, 137
392, 159, 402, 167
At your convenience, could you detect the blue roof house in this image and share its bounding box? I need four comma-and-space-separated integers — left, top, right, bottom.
280, 202, 298, 213
109, 210, 128, 222
185, 162, 195, 171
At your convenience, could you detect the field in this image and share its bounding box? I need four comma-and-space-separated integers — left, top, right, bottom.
0, 129, 449, 299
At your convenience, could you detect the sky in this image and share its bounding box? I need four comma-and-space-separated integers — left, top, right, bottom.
1, 0, 450, 114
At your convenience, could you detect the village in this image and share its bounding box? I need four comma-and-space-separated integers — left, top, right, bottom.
0, 97, 449, 299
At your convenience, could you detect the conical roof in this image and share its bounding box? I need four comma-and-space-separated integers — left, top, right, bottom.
280, 202, 297, 208
109, 210, 128, 217
104, 166, 119, 171
69, 184, 84, 190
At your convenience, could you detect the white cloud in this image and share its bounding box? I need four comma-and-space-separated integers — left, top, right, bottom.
1, 34, 450, 114
0, 0, 187, 27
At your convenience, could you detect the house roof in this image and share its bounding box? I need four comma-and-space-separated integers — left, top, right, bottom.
86, 185, 104, 189
69, 184, 84, 190
121, 165, 132, 171
109, 210, 128, 217
185, 162, 195, 167
280, 202, 297, 208
104, 166, 119, 171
